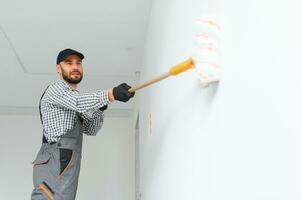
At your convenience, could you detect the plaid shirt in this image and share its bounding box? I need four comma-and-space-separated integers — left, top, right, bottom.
40, 79, 110, 143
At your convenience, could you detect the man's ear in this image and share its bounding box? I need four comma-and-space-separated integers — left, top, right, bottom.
56, 64, 61, 74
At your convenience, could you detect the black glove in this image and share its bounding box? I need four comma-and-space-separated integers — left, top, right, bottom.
99, 105, 108, 111
113, 83, 135, 102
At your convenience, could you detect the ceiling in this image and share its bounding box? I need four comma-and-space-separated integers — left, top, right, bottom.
0, 0, 152, 117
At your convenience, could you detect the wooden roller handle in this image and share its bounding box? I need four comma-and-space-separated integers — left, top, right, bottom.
128, 58, 194, 93
128, 72, 170, 93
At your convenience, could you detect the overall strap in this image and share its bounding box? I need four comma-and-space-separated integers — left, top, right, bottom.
39, 85, 51, 144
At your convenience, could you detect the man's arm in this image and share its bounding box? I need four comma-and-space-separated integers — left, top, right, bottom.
46, 82, 111, 114
78, 85, 134, 135
80, 109, 105, 136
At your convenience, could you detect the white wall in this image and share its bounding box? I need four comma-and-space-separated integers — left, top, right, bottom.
138, 0, 301, 199
0, 115, 134, 200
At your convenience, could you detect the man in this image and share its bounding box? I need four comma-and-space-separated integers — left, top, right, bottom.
31, 48, 135, 200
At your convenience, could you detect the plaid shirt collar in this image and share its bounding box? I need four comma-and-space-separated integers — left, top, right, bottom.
58, 79, 79, 93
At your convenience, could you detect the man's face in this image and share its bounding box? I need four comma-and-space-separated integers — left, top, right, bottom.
57, 55, 83, 84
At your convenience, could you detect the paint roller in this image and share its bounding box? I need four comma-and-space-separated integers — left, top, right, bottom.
128, 58, 195, 93
128, 15, 221, 93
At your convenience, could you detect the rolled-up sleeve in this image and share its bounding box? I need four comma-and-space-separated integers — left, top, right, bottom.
80, 109, 105, 136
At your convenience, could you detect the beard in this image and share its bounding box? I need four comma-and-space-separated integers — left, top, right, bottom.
61, 69, 83, 84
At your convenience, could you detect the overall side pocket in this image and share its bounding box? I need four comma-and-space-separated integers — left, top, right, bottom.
32, 153, 51, 165
59, 148, 74, 176
32, 152, 51, 186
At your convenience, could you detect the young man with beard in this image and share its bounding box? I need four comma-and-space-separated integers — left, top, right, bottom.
31, 48, 135, 200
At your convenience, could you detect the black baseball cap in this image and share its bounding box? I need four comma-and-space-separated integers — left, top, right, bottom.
56, 48, 84, 64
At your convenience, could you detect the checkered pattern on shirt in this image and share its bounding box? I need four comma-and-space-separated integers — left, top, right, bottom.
40, 80, 110, 143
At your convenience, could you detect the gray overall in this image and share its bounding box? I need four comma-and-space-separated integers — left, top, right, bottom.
31, 87, 83, 200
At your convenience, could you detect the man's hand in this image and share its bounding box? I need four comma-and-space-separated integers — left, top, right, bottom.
99, 105, 108, 111
112, 83, 135, 102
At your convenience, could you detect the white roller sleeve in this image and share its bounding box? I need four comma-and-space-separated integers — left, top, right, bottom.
193, 15, 222, 87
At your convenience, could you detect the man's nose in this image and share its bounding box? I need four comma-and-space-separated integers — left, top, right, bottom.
72, 63, 81, 70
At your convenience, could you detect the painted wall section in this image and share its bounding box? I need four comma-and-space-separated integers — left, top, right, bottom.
138, 0, 301, 199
